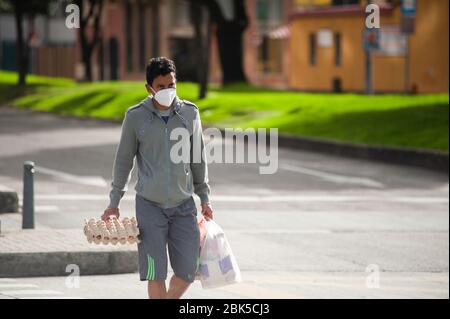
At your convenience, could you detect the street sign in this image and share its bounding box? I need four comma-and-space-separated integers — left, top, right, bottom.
401, 0, 416, 34
401, 0, 416, 17
376, 26, 407, 57
363, 28, 380, 51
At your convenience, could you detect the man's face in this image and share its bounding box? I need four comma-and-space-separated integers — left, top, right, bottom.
146, 72, 177, 96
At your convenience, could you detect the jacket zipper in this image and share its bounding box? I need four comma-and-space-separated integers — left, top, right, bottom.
165, 122, 170, 208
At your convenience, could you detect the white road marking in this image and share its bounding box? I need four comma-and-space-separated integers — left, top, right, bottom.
0, 284, 38, 289
0, 281, 83, 299
35, 165, 107, 187
229, 229, 333, 234
0, 279, 17, 283
280, 163, 385, 188
0, 184, 14, 191
1, 289, 64, 296
22, 194, 449, 204
24, 296, 85, 299
35, 205, 60, 213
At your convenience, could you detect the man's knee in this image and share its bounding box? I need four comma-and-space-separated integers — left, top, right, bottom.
173, 273, 195, 285
148, 280, 167, 299
148, 279, 166, 288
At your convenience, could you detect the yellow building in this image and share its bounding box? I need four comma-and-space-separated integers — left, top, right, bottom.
289, 0, 449, 93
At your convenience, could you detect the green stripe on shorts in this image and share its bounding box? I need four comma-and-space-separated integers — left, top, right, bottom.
146, 255, 155, 281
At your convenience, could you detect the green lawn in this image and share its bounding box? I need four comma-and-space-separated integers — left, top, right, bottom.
1, 70, 448, 151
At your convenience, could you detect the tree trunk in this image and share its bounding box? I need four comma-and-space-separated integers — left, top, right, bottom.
83, 47, 93, 81
80, 26, 93, 81
208, 0, 248, 85
14, 4, 27, 87
216, 21, 246, 85
77, 0, 88, 81
199, 12, 212, 98
191, 1, 211, 99
77, 0, 103, 82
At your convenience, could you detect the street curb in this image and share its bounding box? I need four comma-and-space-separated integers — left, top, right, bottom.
0, 185, 19, 214
215, 129, 449, 174
0, 250, 138, 277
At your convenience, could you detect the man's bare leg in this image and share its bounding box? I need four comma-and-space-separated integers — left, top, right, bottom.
166, 275, 191, 299
148, 280, 167, 299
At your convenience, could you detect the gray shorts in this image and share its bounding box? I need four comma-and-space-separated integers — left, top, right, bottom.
135, 194, 200, 283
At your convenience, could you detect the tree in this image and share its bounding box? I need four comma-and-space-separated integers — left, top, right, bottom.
0, 0, 53, 86
75, 0, 103, 82
189, 0, 249, 90
190, 0, 212, 99
213, 0, 248, 85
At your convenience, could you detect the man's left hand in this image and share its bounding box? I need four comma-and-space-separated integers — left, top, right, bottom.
201, 202, 213, 221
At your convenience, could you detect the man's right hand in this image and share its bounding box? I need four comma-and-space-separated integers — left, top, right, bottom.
102, 207, 120, 221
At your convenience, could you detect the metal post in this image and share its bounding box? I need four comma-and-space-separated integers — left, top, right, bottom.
365, 49, 374, 95
365, 0, 374, 95
22, 161, 35, 229
404, 35, 410, 94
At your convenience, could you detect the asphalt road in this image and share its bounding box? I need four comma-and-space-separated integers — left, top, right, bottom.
0, 106, 448, 299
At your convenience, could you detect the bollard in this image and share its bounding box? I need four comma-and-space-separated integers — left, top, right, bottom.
22, 161, 35, 229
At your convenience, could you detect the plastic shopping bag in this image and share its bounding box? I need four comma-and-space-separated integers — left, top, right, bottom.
196, 220, 242, 289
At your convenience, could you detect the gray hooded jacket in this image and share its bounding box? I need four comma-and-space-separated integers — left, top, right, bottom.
108, 95, 210, 209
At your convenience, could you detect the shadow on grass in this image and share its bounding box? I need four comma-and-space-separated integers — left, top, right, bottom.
279, 103, 449, 151
0, 81, 73, 106
0, 85, 34, 105
48, 91, 117, 115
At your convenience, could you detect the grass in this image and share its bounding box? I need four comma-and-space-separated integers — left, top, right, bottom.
1, 70, 448, 151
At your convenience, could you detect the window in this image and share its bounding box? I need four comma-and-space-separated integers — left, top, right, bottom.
258, 36, 283, 74
256, 0, 284, 74
334, 32, 341, 66
256, 0, 269, 21
256, 0, 283, 25
310, 33, 317, 65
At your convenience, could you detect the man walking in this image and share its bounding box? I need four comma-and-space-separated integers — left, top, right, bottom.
102, 57, 213, 299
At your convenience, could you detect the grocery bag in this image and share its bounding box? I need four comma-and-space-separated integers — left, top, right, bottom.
196, 220, 242, 289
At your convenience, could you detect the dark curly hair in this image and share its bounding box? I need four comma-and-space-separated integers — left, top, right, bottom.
145, 57, 177, 86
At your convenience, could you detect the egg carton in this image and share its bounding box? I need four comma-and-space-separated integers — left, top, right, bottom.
83, 217, 140, 245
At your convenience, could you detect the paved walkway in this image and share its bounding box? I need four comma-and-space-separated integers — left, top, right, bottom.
0, 213, 137, 277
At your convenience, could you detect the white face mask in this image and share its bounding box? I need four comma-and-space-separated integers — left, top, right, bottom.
152, 88, 177, 107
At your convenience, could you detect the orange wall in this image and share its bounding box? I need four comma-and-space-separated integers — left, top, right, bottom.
409, 0, 449, 93
289, 0, 449, 93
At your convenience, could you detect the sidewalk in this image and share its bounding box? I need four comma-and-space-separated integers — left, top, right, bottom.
0, 214, 137, 277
